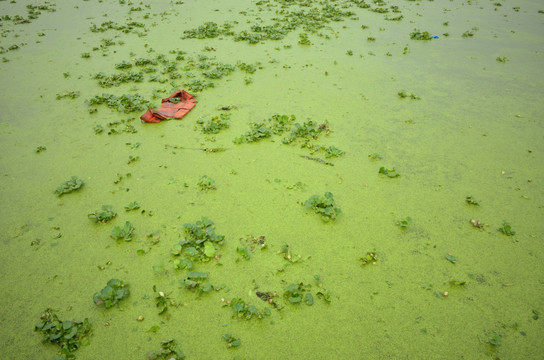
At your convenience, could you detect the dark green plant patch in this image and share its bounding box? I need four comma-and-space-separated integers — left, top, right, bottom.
284, 283, 313, 305
379, 166, 400, 178
445, 254, 457, 264
34, 308, 91, 359
171, 217, 224, 265
180, 271, 217, 296
222, 334, 241, 348
359, 251, 378, 266
197, 175, 216, 191
124, 201, 140, 211
304, 192, 341, 221
88, 93, 150, 113
223, 297, 271, 320
498, 222, 515, 236
93, 71, 144, 88
465, 196, 480, 205
147, 339, 185, 360
111, 221, 134, 241
93, 278, 129, 308
88, 205, 116, 223
278, 244, 303, 264
153, 285, 178, 316
397, 91, 420, 100
35, 145, 47, 153
488, 332, 501, 346
234, 114, 296, 144
449, 280, 466, 287
195, 112, 230, 134
55, 176, 84, 197
410, 29, 433, 40
396, 216, 412, 229
368, 153, 382, 161
56, 91, 80, 100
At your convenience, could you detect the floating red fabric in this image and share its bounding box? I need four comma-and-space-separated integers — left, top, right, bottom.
140, 90, 196, 123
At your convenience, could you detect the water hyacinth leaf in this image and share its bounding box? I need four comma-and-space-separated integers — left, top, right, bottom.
304, 293, 314, 305
203, 241, 216, 258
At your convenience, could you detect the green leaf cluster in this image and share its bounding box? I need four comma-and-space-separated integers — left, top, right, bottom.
55, 176, 84, 197
197, 175, 216, 191
93, 279, 129, 308
379, 166, 400, 178
222, 334, 241, 348
88, 205, 116, 223
498, 222, 515, 236
225, 298, 271, 320
34, 308, 91, 358
396, 216, 412, 229
171, 218, 224, 265
111, 221, 134, 241
93, 71, 144, 88
465, 196, 480, 205
181, 271, 215, 296
88, 93, 150, 113
304, 192, 341, 221
359, 251, 378, 266
147, 339, 185, 360
196, 112, 230, 134
284, 283, 313, 305
410, 29, 433, 40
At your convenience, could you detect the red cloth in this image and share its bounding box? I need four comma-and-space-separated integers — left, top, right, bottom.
140, 90, 196, 123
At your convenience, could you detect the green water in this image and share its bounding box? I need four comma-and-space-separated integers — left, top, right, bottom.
1, 0, 543, 359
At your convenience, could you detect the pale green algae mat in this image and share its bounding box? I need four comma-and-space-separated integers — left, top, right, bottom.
0, 0, 543, 359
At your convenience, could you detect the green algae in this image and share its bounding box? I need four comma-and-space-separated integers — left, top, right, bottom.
1, 0, 544, 359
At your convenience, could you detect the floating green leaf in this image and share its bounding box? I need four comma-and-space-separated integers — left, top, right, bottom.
379, 167, 400, 178
55, 176, 84, 196
498, 222, 515, 236
111, 221, 134, 241
304, 192, 341, 222
93, 279, 129, 308
147, 338, 184, 359
88, 205, 116, 223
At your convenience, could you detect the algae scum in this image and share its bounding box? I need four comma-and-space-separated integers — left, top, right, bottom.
1, 0, 543, 359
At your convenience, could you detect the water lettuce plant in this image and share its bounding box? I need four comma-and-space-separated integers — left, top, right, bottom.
284, 283, 313, 305
197, 175, 216, 191
359, 251, 378, 266
93, 278, 129, 308
223, 297, 271, 320
396, 216, 412, 229
222, 334, 241, 348
304, 192, 341, 221
171, 217, 225, 266
379, 167, 400, 178
111, 221, 134, 241
88, 205, 116, 223
147, 339, 185, 360
55, 176, 84, 196
34, 308, 91, 358
498, 222, 515, 236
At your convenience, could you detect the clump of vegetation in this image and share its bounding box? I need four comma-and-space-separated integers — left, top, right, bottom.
196, 112, 230, 134
93, 279, 130, 308
181, 271, 217, 296
35, 145, 47, 153
396, 216, 412, 229
153, 285, 178, 316
398, 91, 420, 100
304, 192, 341, 222
278, 244, 303, 264
124, 201, 140, 211
488, 332, 501, 346
496, 56, 508, 63
410, 29, 433, 40
111, 221, 134, 241
197, 175, 216, 191
359, 251, 378, 266
445, 254, 457, 264
87, 93, 150, 113
234, 114, 296, 144
379, 167, 400, 178
223, 297, 271, 320
34, 308, 91, 359
88, 205, 116, 223
236, 235, 267, 260
465, 196, 480, 205
368, 153, 382, 161
222, 334, 241, 348
470, 219, 486, 229
56, 91, 80, 100
171, 217, 225, 268
55, 176, 84, 196
284, 283, 314, 305
147, 339, 185, 360
498, 222, 515, 236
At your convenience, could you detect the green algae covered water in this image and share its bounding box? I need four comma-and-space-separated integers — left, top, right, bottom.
1, 0, 543, 359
